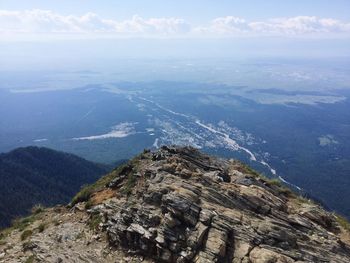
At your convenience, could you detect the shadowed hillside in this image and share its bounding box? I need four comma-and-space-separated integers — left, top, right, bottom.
0, 146, 109, 228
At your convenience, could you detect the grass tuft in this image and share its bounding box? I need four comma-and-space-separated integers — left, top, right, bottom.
238, 163, 261, 177
85, 200, 93, 210
265, 178, 283, 187
25, 255, 36, 263
71, 155, 142, 206
12, 215, 37, 231
31, 204, 44, 215
335, 214, 350, 232
235, 160, 298, 199
88, 214, 102, 231
121, 173, 137, 196
37, 223, 46, 233
20, 229, 33, 241
52, 219, 60, 226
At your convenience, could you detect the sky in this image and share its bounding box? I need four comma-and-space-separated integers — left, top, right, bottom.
1, 0, 350, 40
2, 0, 350, 22
0, 0, 350, 70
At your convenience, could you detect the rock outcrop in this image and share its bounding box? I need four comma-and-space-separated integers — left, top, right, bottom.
1, 146, 350, 262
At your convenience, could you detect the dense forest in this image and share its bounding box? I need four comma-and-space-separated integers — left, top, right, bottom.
0, 146, 109, 228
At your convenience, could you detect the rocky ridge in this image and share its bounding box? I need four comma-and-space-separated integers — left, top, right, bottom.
0, 146, 350, 262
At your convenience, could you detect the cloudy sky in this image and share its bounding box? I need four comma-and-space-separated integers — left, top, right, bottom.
1, 0, 350, 40
1, 0, 350, 71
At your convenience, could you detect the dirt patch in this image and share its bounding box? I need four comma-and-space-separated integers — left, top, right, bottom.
91, 189, 116, 205
340, 230, 350, 245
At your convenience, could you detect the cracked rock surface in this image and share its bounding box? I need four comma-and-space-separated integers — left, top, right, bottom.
1, 146, 350, 262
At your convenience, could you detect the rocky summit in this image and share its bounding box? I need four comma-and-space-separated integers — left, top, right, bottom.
1, 146, 350, 263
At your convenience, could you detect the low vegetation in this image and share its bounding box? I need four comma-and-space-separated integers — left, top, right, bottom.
0, 212, 42, 241
31, 204, 45, 214
88, 214, 102, 231
85, 200, 94, 209
295, 195, 314, 205
20, 229, 33, 241
235, 161, 261, 177
70, 169, 121, 206
52, 219, 60, 226
76, 231, 86, 240
235, 161, 297, 198
12, 215, 37, 231
24, 255, 36, 263
336, 214, 350, 232
277, 186, 295, 197
265, 178, 283, 187
37, 223, 46, 233
121, 173, 138, 196
71, 154, 143, 206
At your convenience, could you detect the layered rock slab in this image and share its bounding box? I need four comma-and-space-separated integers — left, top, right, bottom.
98, 146, 350, 262
1, 146, 350, 263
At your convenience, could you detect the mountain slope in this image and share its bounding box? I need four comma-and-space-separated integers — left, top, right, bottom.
0, 146, 349, 262
0, 146, 109, 228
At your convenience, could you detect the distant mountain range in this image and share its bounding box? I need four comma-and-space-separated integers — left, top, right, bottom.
0, 146, 109, 228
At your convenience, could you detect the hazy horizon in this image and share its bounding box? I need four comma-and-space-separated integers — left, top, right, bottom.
1, 0, 350, 74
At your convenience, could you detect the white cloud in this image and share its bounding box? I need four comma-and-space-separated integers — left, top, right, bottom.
114, 15, 190, 35
199, 15, 350, 36
194, 16, 249, 34
0, 9, 190, 37
249, 16, 350, 35
0, 9, 349, 39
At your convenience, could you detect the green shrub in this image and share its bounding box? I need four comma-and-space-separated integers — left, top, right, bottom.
37, 223, 46, 233
71, 164, 128, 206
266, 178, 283, 187
85, 200, 93, 210
336, 214, 350, 232
278, 186, 295, 197
239, 163, 261, 177
31, 204, 44, 214
12, 215, 36, 231
295, 195, 314, 205
71, 156, 141, 206
0, 228, 12, 242
21, 229, 33, 241
71, 184, 92, 205
88, 214, 102, 231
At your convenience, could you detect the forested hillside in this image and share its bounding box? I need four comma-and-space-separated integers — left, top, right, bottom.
0, 146, 109, 227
